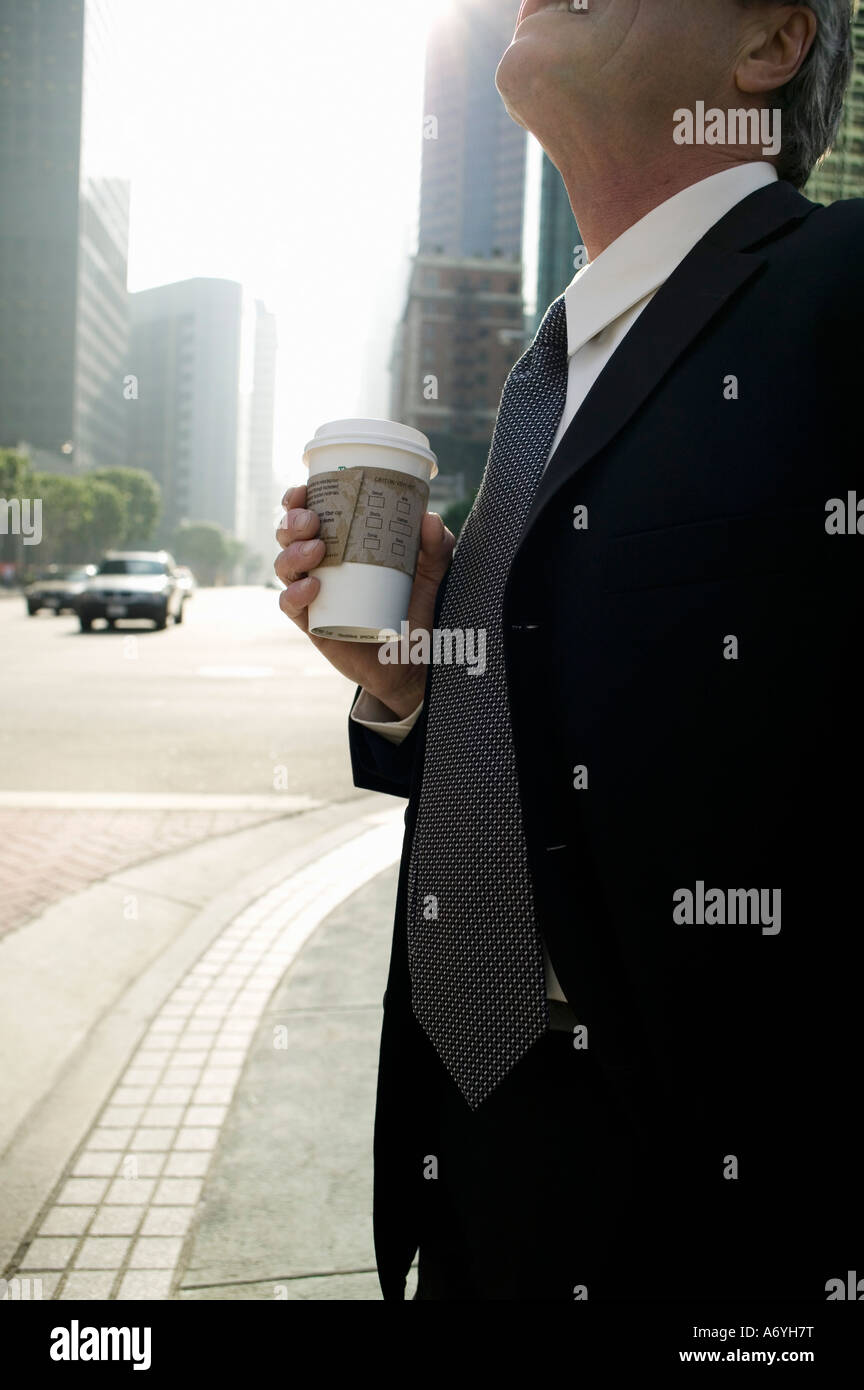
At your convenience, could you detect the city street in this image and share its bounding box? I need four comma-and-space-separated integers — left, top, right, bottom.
0, 585, 412, 1300
1, 584, 363, 798
0, 586, 374, 934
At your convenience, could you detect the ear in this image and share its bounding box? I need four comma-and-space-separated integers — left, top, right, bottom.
736, 5, 818, 96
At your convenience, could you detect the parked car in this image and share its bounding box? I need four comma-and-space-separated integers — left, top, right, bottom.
25, 565, 97, 615
78, 551, 186, 631
174, 565, 197, 598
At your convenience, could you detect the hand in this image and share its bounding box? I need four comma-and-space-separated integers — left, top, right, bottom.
274, 484, 455, 718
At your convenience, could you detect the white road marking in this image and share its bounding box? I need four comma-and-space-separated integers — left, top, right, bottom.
0, 792, 320, 812
196, 666, 276, 679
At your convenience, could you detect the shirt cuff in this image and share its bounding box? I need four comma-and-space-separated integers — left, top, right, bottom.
350, 689, 424, 745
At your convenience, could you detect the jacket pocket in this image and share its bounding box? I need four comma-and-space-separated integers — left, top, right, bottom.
600, 507, 828, 594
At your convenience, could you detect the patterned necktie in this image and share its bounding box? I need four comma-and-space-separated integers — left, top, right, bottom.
406, 293, 570, 1110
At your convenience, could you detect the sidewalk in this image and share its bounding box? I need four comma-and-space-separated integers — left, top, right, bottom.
178, 866, 405, 1301
0, 794, 415, 1301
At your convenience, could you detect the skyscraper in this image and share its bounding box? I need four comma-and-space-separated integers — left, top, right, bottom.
534, 152, 582, 330
244, 300, 279, 571
806, 8, 864, 203
127, 278, 246, 540
418, 0, 526, 261
390, 252, 524, 463
392, 0, 529, 505
127, 278, 275, 551
0, 0, 130, 473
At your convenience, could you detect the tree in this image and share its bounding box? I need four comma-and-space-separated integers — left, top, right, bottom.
80, 478, 126, 558
224, 536, 255, 582
172, 521, 234, 586
425, 433, 491, 492
29, 474, 94, 568
0, 449, 34, 499
240, 547, 265, 583
441, 487, 479, 541
90, 468, 161, 547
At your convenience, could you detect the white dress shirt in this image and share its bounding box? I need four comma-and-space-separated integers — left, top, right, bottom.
352, 162, 779, 1004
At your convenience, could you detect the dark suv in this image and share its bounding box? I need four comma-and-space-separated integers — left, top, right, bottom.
78, 551, 186, 631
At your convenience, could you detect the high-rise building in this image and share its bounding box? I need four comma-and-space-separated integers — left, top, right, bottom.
390, 253, 524, 501
535, 152, 582, 330
0, 0, 130, 473
806, 8, 864, 203
418, 0, 527, 262
392, 0, 529, 507
244, 300, 279, 570
127, 278, 251, 540
127, 279, 276, 556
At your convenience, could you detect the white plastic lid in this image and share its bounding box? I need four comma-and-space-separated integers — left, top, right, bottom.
303, 418, 438, 478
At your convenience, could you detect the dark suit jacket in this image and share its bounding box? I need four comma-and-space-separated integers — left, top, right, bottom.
349, 180, 863, 1301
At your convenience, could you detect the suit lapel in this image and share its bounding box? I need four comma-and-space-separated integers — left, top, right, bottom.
511, 180, 815, 553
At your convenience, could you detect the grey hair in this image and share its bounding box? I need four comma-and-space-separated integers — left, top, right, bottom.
738, 1, 857, 188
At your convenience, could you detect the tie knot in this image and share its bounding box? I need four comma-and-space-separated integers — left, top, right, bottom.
530, 294, 568, 375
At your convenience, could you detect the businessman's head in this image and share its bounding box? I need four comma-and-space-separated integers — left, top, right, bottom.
496, 1, 855, 190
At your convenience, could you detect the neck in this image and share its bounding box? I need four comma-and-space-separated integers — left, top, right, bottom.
550, 144, 764, 259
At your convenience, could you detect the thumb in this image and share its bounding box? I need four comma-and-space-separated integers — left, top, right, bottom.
408, 511, 455, 627
419, 511, 453, 575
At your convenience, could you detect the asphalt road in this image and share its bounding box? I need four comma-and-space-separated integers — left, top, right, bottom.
0, 587, 366, 799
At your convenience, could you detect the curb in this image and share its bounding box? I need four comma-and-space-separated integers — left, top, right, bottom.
0, 794, 405, 1281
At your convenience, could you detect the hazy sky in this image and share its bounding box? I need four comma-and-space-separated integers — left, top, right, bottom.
102, 0, 480, 498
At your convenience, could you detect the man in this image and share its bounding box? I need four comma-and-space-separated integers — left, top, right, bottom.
276, 0, 862, 1301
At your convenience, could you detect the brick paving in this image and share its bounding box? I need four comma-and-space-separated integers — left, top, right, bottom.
0, 809, 292, 938
4, 820, 402, 1299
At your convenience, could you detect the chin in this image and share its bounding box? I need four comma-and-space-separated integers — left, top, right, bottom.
495, 37, 550, 129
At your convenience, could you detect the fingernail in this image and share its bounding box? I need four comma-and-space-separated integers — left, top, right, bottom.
277, 510, 289, 530
293, 509, 313, 528
300, 539, 320, 556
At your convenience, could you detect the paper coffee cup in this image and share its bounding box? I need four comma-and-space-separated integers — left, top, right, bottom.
302, 418, 438, 642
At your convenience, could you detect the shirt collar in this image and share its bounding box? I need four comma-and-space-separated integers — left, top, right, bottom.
563, 162, 779, 357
